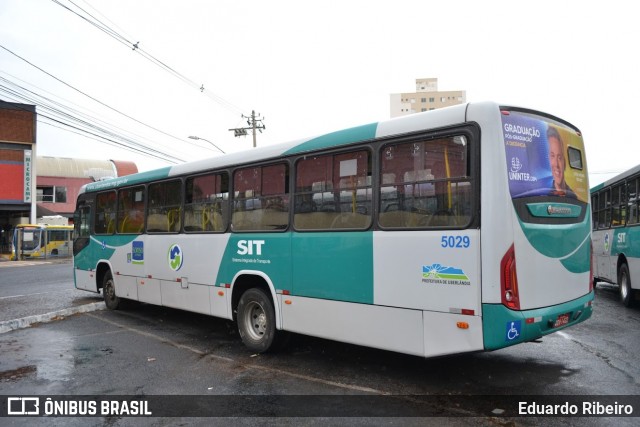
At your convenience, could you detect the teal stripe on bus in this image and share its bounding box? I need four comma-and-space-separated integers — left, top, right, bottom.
84, 167, 172, 192
517, 209, 591, 273
283, 123, 378, 155
482, 292, 593, 350
611, 227, 640, 258
590, 183, 605, 193
74, 235, 138, 270
291, 231, 374, 304
560, 234, 592, 273
216, 232, 293, 291
215, 231, 374, 304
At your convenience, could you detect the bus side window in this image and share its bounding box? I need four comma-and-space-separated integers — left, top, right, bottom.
184, 173, 229, 232
591, 194, 599, 230
611, 184, 625, 227
294, 151, 371, 230
597, 189, 610, 229
147, 180, 182, 233
95, 191, 116, 235
117, 186, 145, 234
379, 136, 471, 229
76, 206, 91, 238
629, 178, 640, 225
232, 164, 289, 231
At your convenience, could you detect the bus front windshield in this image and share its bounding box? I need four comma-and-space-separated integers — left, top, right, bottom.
18, 228, 41, 250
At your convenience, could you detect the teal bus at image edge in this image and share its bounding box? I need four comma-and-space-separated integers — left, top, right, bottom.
591, 163, 640, 307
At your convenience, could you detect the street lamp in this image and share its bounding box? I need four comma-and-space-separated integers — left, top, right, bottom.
188, 136, 225, 154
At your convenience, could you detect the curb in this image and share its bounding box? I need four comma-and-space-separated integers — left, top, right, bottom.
0, 301, 106, 334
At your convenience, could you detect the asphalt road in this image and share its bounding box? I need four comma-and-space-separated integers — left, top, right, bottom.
0, 260, 638, 426
0, 260, 103, 326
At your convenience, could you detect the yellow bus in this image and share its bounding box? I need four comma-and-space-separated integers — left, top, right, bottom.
11, 224, 73, 260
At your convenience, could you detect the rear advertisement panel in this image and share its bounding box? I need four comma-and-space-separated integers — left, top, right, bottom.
501, 111, 589, 203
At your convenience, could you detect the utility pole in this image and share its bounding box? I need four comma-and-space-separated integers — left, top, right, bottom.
229, 110, 265, 148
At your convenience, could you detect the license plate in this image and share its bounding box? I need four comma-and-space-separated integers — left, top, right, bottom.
553, 313, 570, 328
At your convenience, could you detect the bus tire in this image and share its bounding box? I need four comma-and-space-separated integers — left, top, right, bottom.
237, 288, 284, 353
103, 271, 121, 310
619, 263, 635, 307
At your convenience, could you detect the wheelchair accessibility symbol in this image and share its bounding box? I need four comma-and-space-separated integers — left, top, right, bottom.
506, 320, 522, 341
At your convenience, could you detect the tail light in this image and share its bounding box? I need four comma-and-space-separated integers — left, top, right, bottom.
501, 244, 520, 310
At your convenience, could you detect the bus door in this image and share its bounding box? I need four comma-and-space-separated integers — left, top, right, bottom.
592, 190, 614, 281
73, 199, 99, 292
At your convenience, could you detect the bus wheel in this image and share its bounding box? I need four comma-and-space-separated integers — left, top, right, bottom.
103, 271, 121, 310
237, 288, 281, 353
619, 263, 634, 307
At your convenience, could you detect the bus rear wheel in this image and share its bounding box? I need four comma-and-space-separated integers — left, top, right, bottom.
237, 288, 287, 353
619, 263, 635, 307
103, 271, 121, 310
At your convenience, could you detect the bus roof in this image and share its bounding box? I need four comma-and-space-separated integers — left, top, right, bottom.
590, 163, 640, 193
79, 101, 497, 195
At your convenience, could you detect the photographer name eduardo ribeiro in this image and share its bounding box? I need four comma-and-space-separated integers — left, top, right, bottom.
519, 400, 634, 416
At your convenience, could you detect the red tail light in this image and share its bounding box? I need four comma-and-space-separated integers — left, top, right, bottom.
501, 244, 520, 310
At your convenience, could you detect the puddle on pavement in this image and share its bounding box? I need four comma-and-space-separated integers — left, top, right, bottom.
0, 325, 121, 387
1, 328, 76, 383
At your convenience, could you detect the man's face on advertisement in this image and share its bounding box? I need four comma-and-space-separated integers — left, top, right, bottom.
548, 135, 565, 188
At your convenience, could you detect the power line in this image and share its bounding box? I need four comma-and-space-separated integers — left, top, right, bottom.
49, 0, 247, 116
50, 0, 131, 48
0, 87, 185, 163
0, 76, 186, 163
0, 70, 212, 155
590, 170, 624, 175
0, 43, 198, 149
39, 117, 182, 163
0, 81, 184, 162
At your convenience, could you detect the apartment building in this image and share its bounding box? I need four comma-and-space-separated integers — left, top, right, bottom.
390, 78, 466, 117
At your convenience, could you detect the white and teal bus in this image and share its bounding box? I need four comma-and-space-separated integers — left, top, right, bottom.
73, 102, 593, 358
591, 164, 640, 307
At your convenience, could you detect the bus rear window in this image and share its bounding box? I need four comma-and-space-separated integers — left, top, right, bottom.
501, 111, 588, 202
568, 146, 583, 170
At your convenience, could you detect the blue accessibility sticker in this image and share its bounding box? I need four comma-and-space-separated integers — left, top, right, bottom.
505, 320, 522, 341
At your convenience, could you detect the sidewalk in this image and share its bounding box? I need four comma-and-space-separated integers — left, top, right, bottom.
0, 288, 105, 333
0, 252, 73, 265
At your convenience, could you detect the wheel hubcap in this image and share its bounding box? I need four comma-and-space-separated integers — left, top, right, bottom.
245, 302, 267, 340
106, 281, 114, 300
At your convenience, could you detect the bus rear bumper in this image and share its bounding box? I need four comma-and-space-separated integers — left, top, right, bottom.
482, 292, 594, 351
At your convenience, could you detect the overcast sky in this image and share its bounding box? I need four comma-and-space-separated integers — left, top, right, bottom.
1, 0, 637, 186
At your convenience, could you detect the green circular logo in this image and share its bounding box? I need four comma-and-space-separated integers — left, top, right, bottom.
168, 244, 183, 271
